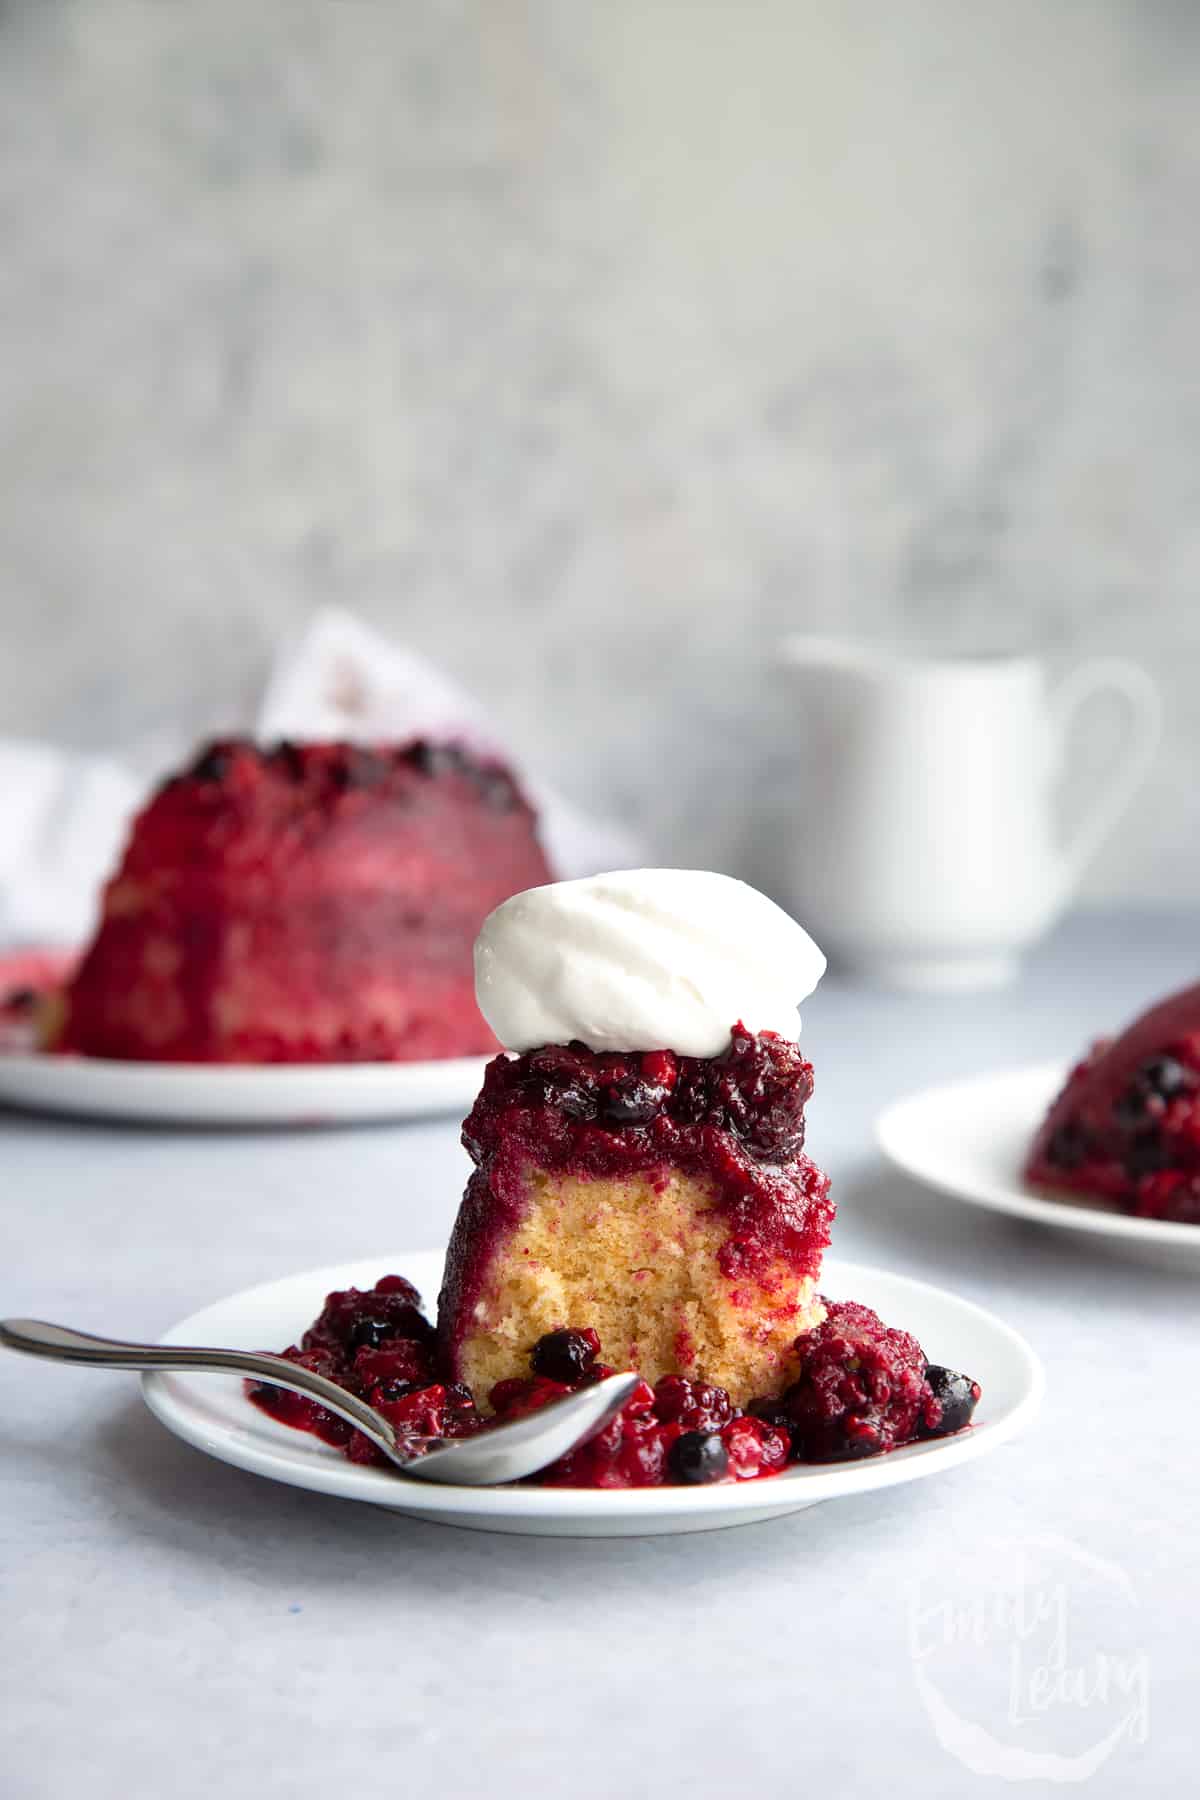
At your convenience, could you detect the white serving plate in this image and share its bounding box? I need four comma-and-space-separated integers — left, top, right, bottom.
877, 1061, 1200, 1266
142, 1249, 1043, 1538
0, 1052, 490, 1127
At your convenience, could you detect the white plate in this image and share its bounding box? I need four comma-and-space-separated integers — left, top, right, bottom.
142, 1249, 1042, 1537
877, 1062, 1200, 1263
0, 1052, 490, 1127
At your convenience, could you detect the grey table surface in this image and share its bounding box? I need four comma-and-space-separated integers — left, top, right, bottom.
3, 909, 1196, 1799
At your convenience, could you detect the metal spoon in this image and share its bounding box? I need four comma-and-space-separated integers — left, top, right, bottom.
0, 1317, 641, 1486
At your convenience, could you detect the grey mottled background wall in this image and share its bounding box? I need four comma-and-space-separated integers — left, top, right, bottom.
2, 0, 1198, 898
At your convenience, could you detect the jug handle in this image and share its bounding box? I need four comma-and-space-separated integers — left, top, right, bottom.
1052, 658, 1162, 885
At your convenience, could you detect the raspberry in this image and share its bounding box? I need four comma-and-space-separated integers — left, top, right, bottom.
541, 1387, 664, 1488
652, 1375, 734, 1433
640, 1050, 678, 1091
722, 1415, 789, 1478
376, 1383, 477, 1445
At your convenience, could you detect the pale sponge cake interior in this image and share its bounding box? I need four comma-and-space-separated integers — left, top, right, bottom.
455, 1165, 824, 1406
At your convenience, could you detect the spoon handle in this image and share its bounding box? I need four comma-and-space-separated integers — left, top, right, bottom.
0, 1317, 405, 1464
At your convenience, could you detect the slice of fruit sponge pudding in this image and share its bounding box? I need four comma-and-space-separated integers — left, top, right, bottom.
437, 870, 835, 1407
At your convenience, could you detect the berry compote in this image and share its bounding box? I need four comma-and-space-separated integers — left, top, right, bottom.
248, 1276, 980, 1487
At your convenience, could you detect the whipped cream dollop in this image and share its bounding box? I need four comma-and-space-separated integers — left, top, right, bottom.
474, 869, 826, 1057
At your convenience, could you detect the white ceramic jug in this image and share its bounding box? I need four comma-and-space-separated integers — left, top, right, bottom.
775, 640, 1162, 989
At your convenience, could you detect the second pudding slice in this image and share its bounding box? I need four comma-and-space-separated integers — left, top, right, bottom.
438, 870, 834, 1407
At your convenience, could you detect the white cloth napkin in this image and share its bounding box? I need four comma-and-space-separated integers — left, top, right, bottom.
0, 609, 640, 947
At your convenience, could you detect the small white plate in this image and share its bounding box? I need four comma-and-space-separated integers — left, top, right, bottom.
142, 1249, 1042, 1537
0, 1052, 490, 1127
877, 1062, 1200, 1263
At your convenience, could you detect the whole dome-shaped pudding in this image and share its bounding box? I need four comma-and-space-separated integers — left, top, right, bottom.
1026, 981, 1200, 1222
50, 738, 552, 1062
